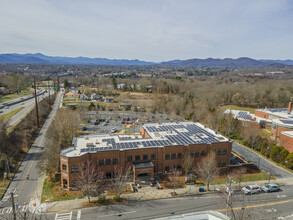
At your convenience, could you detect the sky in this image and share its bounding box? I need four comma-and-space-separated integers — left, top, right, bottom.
0, 0, 293, 62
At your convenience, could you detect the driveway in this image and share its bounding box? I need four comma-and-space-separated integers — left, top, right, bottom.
232, 142, 293, 178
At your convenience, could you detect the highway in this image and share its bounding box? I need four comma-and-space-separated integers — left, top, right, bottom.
2, 91, 63, 207
0, 90, 51, 128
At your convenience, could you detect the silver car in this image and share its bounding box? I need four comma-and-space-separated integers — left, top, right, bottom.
262, 183, 280, 193
242, 184, 261, 195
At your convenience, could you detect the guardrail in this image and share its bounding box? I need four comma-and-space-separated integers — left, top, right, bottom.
0, 90, 46, 109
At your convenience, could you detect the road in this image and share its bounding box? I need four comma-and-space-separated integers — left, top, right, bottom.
0, 89, 45, 110
40, 185, 293, 219
2, 91, 63, 206
5, 92, 50, 127
232, 142, 293, 178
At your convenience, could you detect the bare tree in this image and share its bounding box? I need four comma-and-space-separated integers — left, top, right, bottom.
181, 153, 194, 181
196, 151, 219, 191
111, 166, 133, 200
168, 167, 182, 194
229, 166, 246, 189
76, 160, 104, 203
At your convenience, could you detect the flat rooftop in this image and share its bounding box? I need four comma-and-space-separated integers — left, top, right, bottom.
60, 122, 230, 157
256, 108, 293, 120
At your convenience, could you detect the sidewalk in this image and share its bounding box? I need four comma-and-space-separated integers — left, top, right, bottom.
45, 176, 293, 213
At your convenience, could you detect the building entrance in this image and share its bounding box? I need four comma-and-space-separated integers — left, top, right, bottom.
133, 161, 154, 184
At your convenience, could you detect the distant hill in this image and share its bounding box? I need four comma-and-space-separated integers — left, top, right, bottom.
0, 53, 291, 67
260, 59, 293, 65
0, 53, 154, 65
161, 57, 287, 68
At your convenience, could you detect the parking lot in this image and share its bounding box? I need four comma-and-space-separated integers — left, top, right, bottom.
80, 110, 180, 134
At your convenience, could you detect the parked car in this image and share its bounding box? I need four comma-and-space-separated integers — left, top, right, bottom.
94, 121, 99, 125
262, 184, 280, 193
111, 128, 117, 133
21, 103, 25, 105
4, 106, 9, 109
102, 122, 107, 126
82, 127, 87, 131
242, 185, 261, 195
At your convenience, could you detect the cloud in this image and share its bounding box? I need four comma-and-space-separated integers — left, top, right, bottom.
0, 0, 292, 61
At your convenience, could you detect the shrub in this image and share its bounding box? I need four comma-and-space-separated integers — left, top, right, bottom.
98, 195, 106, 203
285, 153, 293, 169
270, 145, 283, 162
113, 194, 120, 202
280, 149, 289, 164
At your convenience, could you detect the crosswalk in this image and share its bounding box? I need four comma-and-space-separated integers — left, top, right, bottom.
55, 211, 73, 220
0, 205, 29, 214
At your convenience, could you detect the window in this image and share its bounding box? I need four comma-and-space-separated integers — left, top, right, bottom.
143, 154, 148, 160
71, 165, 78, 173
151, 154, 156, 160
195, 152, 199, 157
62, 164, 67, 171
200, 151, 205, 156
135, 155, 141, 161
165, 166, 169, 173
218, 161, 221, 167
106, 172, 112, 179
223, 149, 227, 155
98, 160, 104, 166
221, 161, 226, 167
127, 156, 132, 162
82, 162, 87, 170
217, 149, 222, 155
165, 154, 170, 160
190, 152, 194, 157
106, 159, 111, 165
113, 158, 118, 165
171, 153, 176, 159
177, 153, 182, 158
177, 165, 181, 170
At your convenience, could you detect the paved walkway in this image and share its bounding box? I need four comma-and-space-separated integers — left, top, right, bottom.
45, 177, 293, 213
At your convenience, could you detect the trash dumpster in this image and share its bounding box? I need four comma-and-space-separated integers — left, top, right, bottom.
199, 187, 205, 192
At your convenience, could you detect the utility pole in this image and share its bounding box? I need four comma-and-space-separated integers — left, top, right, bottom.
11, 192, 16, 220
47, 79, 50, 103
34, 77, 40, 128
57, 75, 60, 91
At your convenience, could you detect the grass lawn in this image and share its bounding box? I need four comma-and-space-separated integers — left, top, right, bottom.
41, 178, 83, 203
0, 90, 32, 103
0, 179, 11, 198
0, 107, 24, 123
221, 105, 255, 114
213, 171, 273, 185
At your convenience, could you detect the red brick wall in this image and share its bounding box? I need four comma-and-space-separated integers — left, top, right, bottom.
280, 133, 293, 153
272, 126, 293, 140
254, 110, 269, 119
61, 141, 232, 189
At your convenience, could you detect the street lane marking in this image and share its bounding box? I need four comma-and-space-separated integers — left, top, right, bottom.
96, 211, 137, 218
215, 199, 293, 212
55, 211, 72, 220
77, 210, 81, 220
6, 207, 12, 213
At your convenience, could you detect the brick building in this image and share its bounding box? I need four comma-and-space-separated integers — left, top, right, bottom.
254, 102, 293, 152
60, 122, 232, 190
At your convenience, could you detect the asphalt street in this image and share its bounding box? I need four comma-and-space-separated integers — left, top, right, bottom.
44, 185, 293, 220
232, 142, 293, 178
2, 91, 63, 207
6, 92, 50, 127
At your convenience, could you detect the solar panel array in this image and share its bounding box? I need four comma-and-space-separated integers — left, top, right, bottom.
79, 123, 227, 154
237, 111, 248, 119
269, 108, 288, 113
279, 119, 293, 125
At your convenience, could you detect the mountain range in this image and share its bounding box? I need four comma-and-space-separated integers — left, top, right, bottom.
0, 53, 292, 67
